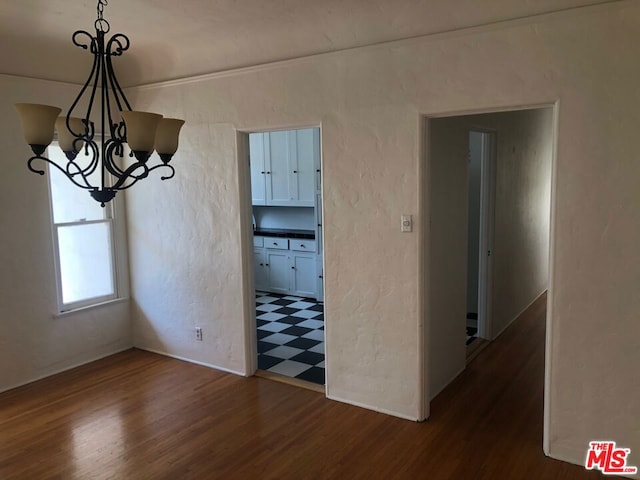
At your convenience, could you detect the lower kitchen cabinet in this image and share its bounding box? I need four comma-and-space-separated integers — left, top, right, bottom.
253, 237, 319, 299
253, 248, 268, 292
266, 250, 291, 294
316, 255, 324, 302
291, 253, 316, 298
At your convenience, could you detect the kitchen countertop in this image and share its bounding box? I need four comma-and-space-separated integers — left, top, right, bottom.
254, 228, 315, 240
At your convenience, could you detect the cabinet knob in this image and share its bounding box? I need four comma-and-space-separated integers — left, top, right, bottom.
300, 244, 305, 248
266, 171, 271, 174
293, 170, 298, 173
316, 169, 320, 173
259, 263, 263, 266
260, 171, 265, 174
265, 263, 269, 267
319, 275, 323, 278
273, 242, 278, 245
291, 266, 295, 270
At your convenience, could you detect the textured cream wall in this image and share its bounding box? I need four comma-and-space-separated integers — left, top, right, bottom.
0, 75, 132, 392
125, 1, 639, 468
428, 117, 469, 398
484, 108, 553, 337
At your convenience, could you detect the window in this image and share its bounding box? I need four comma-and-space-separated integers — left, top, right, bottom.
47, 144, 124, 312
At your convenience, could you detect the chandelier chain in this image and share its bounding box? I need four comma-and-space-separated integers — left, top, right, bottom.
95, 0, 110, 34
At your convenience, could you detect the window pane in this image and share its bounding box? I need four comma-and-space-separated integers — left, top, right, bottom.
57, 222, 115, 305
48, 146, 107, 223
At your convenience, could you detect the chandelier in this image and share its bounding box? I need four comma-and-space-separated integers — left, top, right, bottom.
14, 0, 184, 206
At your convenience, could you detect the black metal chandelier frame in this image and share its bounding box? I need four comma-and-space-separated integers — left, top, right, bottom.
25, 0, 175, 206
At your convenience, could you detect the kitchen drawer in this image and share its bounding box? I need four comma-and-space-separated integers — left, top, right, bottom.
290, 239, 316, 252
253, 236, 264, 247
264, 237, 289, 250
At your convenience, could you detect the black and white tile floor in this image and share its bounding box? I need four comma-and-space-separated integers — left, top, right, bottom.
256, 292, 325, 386
466, 326, 478, 346
466, 313, 478, 346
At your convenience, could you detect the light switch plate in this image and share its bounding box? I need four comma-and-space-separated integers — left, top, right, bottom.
401, 214, 412, 232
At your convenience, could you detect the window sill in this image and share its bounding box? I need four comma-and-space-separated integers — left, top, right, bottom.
54, 297, 129, 318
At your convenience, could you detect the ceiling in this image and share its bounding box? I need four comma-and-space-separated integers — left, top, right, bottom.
0, 0, 614, 87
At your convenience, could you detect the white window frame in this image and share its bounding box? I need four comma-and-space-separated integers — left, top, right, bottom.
46, 142, 129, 314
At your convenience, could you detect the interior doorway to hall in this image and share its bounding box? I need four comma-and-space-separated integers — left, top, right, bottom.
427, 106, 555, 444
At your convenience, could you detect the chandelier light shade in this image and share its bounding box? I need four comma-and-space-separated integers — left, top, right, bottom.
120, 111, 163, 159
55, 117, 85, 154
155, 119, 186, 162
14, 0, 184, 206
15, 104, 62, 152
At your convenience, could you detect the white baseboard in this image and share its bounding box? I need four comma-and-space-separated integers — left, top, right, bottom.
136, 347, 247, 377
326, 392, 419, 422
492, 289, 547, 340
0, 345, 133, 394
429, 365, 466, 401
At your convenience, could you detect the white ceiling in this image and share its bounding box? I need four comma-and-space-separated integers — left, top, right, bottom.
0, 0, 612, 87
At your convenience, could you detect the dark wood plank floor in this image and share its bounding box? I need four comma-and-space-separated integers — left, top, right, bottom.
0, 293, 607, 479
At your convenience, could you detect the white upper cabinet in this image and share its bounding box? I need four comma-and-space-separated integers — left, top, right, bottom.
292, 128, 317, 206
250, 128, 319, 207
250, 133, 267, 205
266, 130, 294, 205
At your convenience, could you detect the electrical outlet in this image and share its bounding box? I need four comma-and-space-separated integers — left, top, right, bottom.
195, 327, 203, 341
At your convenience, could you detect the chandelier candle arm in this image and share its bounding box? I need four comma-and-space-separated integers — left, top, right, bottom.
13, 0, 185, 206
14, 104, 62, 156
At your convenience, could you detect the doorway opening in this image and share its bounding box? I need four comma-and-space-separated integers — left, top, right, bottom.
242, 127, 325, 391
426, 106, 555, 450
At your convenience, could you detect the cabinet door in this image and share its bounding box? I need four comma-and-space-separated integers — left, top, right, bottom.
266, 130, 293, 205
290, 128, 317, 207
266, 250, 290, 294
291, 253, 316, 298
249, 133, 267, 205
315, 192, 323, 255
253, 248, 268, 292
316, 255, 324, 302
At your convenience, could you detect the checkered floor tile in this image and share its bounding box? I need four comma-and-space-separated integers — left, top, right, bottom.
256, 292, 325, 385
467, 313, 478, 346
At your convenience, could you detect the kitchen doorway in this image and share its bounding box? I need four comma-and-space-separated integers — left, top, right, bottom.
243, 127, 325, 390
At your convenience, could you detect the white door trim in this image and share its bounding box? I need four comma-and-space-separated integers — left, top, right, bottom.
473, 129, 497, 340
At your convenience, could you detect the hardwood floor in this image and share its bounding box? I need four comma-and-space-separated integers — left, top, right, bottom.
0, 294, 606, 479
